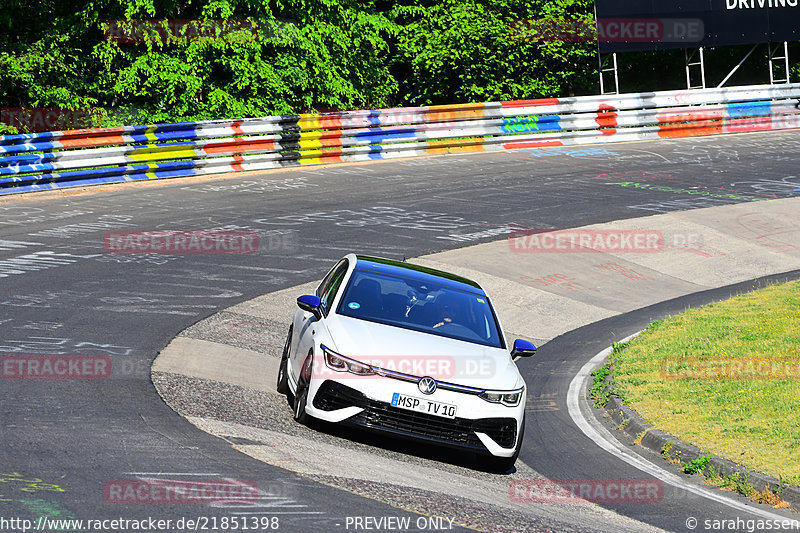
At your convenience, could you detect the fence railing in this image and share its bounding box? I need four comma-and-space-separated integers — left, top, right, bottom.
2, 83, 799, 195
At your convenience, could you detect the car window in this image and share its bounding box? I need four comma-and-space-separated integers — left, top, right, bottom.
319, 260, 349, 316
337, 268, 504, 349
316, 259, 345, 298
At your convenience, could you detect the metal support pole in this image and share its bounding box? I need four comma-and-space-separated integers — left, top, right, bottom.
599, 53, 619, 95
769, 41, 790, 84
685, 47, 706, 90
717, 44, 759, 88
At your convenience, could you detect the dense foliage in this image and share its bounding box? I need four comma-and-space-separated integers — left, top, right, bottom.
1, 0, 596, 130
1, 0, 797, 132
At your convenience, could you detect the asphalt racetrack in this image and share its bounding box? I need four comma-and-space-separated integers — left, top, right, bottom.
2, 131, 800, 532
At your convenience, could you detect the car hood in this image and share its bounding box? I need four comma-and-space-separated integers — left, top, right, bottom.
322, 314, 522, 390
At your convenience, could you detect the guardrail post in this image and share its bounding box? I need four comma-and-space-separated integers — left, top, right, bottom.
685, 47, 707, 90
769, 42, 790, 85
599, 53, 620, 95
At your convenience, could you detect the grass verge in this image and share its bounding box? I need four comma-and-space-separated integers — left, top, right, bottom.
612, 279, 800, 486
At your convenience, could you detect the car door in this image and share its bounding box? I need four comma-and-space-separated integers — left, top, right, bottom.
291, 258, 350, 377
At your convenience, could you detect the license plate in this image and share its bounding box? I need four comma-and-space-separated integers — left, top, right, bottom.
391, 393, 457, 419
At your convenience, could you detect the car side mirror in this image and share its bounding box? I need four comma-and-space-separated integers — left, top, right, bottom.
511, 339, 537, 358
297, 295, 322, 320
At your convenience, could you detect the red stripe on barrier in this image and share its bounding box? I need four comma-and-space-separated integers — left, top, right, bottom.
59, 134, 128, 149
503, 140, 563, 149
657, 110, 725, 124
657, 121, 722, 138
204, 139, 276, 154
318, 114, 344, 130
320, 136, 344, 148
231, 155, 244, 172
725, 116, 774, 133
657, 109, 725, 138
60, 126, 127, 136
317, 153, 343, 164
501, 98, 560, 108
231, 119, 244, 136
595, 104, 617, 136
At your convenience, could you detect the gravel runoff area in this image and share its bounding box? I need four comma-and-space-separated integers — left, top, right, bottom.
152, 303, 664, 533
151, 372, 643, 533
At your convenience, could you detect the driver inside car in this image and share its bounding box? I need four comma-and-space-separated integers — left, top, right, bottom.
433, 294, 460, 329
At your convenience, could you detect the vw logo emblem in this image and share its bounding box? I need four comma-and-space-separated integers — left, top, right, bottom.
418, 377, 437, 395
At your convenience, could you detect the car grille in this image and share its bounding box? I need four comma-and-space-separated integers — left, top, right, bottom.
313, 380, 517, 450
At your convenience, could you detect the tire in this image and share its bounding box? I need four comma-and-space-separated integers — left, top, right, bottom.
482, 414, 525, 473
293, 353, 313, 425
276, 325, 292, 395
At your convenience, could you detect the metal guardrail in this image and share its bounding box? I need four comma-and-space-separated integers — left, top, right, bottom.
1, 83, 799, 195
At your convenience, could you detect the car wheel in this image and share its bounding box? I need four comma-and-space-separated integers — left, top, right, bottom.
482, 414, 525, 473
293, 352, 313, 425
276, 325, 292, 395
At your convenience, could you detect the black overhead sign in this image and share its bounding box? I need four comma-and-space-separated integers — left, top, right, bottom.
594, 0, 800, 53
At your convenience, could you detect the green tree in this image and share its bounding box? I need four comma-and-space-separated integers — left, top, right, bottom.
390, 0, 597, 105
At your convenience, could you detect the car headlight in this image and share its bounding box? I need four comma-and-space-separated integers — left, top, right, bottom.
345, 359, 374, 376
324, 350, 348, 371
322, 345, 375, 376
479, 388, 524, 407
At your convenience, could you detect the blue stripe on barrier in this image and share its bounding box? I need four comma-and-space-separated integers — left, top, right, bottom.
0, 165, 197, 195
0, 162, 58, 176
0, 159, 201, 188
0, 131, 60, 145
368, 110, 381, 128
126, 130, 199, 143
352, 128, 419, 143
0, 141, 64, 154
0, 153, 51, 167
366, 145, 387, 159
501, 115, 562, 134
727, 101, 772, 118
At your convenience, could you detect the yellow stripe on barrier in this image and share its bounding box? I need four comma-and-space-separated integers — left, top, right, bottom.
146, 163, 159, 179
297, 148, 325, 165
425, 138, 487, 155
427, 108, 486, 122
298, 138, 324, 151
298, 115, 323, 131
297, 148, 343, 165
128, 145, 198, 162
144, 126, 159, 143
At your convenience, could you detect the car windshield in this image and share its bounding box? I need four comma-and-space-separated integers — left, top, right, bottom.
336, 268, 504, 349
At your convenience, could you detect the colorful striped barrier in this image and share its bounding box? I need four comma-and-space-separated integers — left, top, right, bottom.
1, 83, 799, 195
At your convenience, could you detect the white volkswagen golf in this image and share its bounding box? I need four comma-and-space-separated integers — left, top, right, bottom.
276, 254, 536, 471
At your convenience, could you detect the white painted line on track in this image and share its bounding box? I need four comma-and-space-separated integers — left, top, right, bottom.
567, 333, 791, 522
123, 472, 222, 476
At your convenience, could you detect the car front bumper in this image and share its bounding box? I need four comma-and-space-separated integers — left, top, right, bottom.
305, 378, 522, 457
